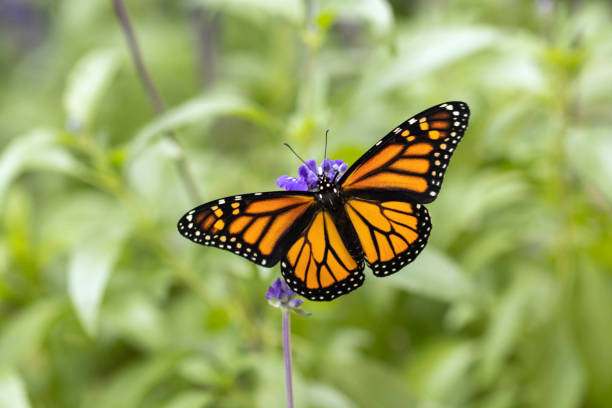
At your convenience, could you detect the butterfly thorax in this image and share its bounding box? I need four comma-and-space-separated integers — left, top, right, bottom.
314, 174, 343, 210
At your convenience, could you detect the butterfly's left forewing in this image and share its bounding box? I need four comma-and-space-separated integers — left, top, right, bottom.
340, 101, 469, 203
178, 192, 316, 267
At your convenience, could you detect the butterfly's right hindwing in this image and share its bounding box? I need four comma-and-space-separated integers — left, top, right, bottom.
344, 197, 431, 276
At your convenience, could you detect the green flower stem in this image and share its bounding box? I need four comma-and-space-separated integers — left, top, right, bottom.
299, 0, 319, 118
112, 0, 202, 203
282, 307, 294, 408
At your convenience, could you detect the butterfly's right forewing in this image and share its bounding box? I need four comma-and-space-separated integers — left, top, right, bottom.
178, 191, 316, 267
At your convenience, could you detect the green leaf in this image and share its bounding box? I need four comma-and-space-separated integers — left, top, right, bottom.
0, 129, 80, 208
405, 340, 475, 405
304, 382, 356, 408
527, 326, 586, 408
128, 93, 273, 160
567, 126, 612, 201
322, 0, 394, 35
68, 211, 131, 337
433, 171, 529, 248
102, 293, 166, 352
63, 48, 119, 127
177, 356, 219, 386
190, 0, 304, 24
91, 354, 181, 408
573, 261, 612, 402
39, 193, 121, 251
252, 353, 300, 408
422, 342, 475, 401
0, 369, 31, 408
353, 26, 501, 103
0, 299, 64, 367
161, 391, 213, 408
125, 139, 184, 202
479, 275, 536, 382
325, 357, 414, 407
377, 247, 475, 302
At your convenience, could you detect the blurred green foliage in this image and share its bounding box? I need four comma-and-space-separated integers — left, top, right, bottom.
1, 0, 612, 407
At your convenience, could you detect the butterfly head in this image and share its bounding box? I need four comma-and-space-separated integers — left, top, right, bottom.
315, 173, 337, 192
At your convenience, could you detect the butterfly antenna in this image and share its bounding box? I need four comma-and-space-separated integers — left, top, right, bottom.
333, 169, 342, 183
324, 128, 330, 160
283, 143, 308, 166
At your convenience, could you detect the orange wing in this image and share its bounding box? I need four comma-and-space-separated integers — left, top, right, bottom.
341, 101, 469, 203
344, 197, 431, 276
280, 211, 365, 301
178, 192, 316, 267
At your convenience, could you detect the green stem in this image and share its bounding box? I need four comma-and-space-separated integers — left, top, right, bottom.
282, 308, 294, 408
299, 0, 318, 118
113, 0, 202, 203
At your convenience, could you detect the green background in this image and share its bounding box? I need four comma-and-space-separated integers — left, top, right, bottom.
1, 0, 612, 407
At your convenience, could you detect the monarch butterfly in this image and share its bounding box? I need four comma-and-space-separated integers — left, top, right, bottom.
178, 101, 469, 301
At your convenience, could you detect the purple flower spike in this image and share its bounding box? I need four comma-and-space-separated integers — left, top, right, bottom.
266, 278, 310, 315
288, 298, 304, 308
266, 278, 294, 302
304, 159, 318, 174
298, 160, 319, 190
277, 157, 349, 192
321, 158, 333, 174
276, 175, 308, 191
320, 158, 349, 181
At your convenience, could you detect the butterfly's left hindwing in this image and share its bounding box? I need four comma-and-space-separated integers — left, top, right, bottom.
280, 210, 365, 301
178, 192, 316, 267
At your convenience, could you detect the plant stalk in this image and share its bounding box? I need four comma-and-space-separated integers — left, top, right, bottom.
282, 308, 294, 408
112, 0, 202, 203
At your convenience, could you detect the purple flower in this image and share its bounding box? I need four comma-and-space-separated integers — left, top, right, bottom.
276, 175, 308, 191
276, 158, 349, 192
266, 278, 310, 315
288, 298, 304, 308
321, 158, 348, 181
